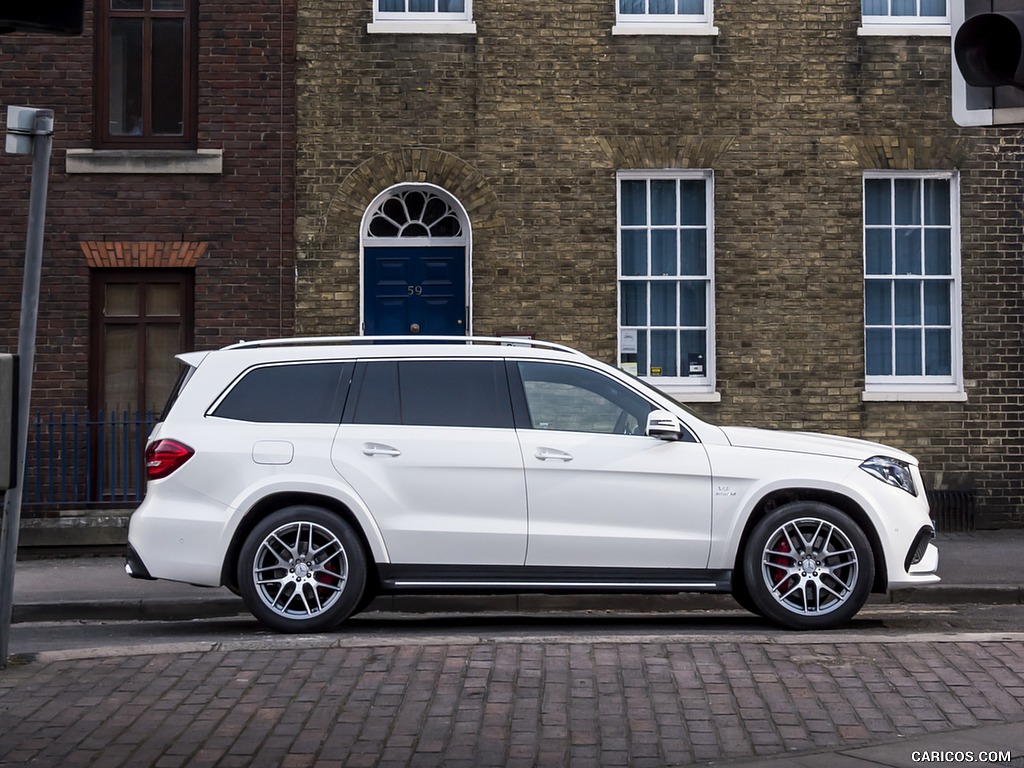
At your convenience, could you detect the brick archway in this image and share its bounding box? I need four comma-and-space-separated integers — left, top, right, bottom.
325, 148, 504, 238
79, 241, 208, 269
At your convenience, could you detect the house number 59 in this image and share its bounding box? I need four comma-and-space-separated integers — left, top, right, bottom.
407, 285, 423, 295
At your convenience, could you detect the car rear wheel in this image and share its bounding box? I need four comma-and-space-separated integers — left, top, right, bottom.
238, 506, 366, 633
743, 502, 874, 630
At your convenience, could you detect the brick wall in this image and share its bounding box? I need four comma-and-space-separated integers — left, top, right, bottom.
296, 0, 1022, 526
0, 1, 297, 419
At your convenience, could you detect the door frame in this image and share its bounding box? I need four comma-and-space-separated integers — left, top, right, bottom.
360, 183, 472, 336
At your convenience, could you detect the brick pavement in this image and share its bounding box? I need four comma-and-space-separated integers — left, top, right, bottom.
2, 636, 1024, 767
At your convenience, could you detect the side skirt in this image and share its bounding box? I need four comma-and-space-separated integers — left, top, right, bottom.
376, 564, 733, 595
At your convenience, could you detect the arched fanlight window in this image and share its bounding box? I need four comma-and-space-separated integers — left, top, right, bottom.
367, 189, 463, 239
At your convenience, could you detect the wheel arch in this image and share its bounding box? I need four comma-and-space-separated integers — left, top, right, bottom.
732, 488, 888, 594
220, 492, 381, 593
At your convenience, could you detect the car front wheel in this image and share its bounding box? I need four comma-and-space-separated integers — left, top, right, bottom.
743, 502, 874, 630
238, 506, 366, 633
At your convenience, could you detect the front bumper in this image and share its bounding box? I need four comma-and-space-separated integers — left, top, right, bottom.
888, 525, 940, 589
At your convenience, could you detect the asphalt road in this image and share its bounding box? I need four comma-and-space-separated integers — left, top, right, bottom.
10, 601, 1024, 660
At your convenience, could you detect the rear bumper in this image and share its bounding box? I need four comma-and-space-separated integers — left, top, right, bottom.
124, 544, 156, 581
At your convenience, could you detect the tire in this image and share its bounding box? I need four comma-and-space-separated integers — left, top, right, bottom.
237, 505, 367, 633
742, 502, 874, 630
729, 568, 764, 618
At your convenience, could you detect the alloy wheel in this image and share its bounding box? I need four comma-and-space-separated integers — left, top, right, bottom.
251, 520, 349, 620
759, 516, 860, 617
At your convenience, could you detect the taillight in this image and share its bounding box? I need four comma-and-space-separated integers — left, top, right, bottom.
145, 439, 195, 481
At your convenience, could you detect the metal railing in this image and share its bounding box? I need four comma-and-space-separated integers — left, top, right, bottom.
23, 410, 157, 509
926, 488, 977, 533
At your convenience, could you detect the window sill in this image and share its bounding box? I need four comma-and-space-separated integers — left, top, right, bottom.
66, 148, 224, 175
647, 383, 721, 403
857, 23, 950, 37
862, 390, 967, 402
366, 21, 476, 34
612, 22, 719, 36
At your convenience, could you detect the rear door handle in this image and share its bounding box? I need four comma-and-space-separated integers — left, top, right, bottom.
534, 447, 573, 462
362, 442, 402, 458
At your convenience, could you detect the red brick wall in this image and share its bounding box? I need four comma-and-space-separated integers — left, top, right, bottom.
0, 1, 296, 416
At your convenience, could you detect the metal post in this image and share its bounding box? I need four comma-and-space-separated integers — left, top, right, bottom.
0, 107, 54, 668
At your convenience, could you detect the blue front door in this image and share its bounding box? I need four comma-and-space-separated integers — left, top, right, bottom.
364, 247, 467, 336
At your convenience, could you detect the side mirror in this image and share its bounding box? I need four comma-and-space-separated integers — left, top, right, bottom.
646, 410, 681, 441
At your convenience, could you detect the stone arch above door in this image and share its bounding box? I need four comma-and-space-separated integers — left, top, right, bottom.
325, 148, 505, 239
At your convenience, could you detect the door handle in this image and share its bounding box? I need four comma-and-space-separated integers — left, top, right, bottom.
534, 447, 573, 462
362, 442, 402, 458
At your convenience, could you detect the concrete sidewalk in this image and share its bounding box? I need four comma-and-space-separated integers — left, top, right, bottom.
11, 530, 1024, 624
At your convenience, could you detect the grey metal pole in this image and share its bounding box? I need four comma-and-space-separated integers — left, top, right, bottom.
0, 108, 54, 668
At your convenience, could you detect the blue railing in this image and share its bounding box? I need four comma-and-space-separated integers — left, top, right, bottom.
23, 410, 158, 509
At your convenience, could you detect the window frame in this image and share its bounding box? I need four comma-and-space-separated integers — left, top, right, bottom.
616, 169, 717, 399
93, 0, 199, 150
862, 170, 965, 401
612, 0, 718, 36
368, 0, 476, 35
89, 267, 195, 419
859, 0, 950, 36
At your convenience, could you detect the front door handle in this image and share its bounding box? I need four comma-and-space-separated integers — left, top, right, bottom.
534, 447, 573, 462
362, 442, 402, 458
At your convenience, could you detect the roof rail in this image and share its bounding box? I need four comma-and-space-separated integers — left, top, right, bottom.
222, 335, 586, 356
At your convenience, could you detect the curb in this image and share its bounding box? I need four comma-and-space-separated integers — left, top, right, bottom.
887, 584, 1023, 605
12, 597, 248, 624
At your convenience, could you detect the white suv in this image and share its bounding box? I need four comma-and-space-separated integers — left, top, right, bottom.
126, 336, 939, 632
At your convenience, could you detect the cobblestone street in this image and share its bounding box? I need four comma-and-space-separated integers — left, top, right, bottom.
3, 634, 1024, 767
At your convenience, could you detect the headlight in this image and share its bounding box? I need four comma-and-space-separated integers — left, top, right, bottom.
860, 456, 917, 496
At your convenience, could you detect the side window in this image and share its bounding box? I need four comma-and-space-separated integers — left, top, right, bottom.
212, 363, 351, 423
399, 361, 513, 428
346, 360, 513, 428
348, 361, 400, 425
517, 362, 654, 435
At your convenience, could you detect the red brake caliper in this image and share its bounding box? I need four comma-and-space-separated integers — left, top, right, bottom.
772, 538, 792, 586
315, 553, 340, 596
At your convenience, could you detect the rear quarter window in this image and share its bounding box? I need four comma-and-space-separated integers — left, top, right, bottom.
159, 363, 196, 421
211, 362, 352, 423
